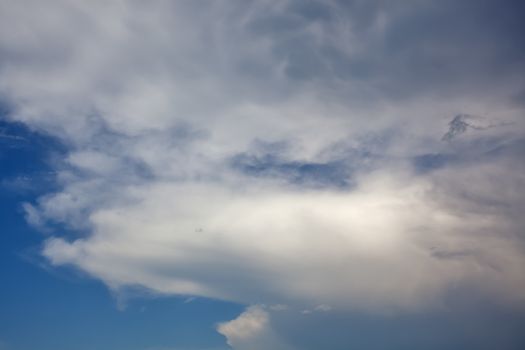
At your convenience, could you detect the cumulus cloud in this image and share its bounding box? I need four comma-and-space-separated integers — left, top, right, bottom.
217, 305, 291, 350
1, 0, 525, 348
41, 163, 525, 311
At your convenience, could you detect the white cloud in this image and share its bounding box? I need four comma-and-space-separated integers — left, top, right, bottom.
314, 304, 332, 312
217, 305, 292, 350
66, 151, 121, 175
1, 0, 524, 326
41, 164, 525, 311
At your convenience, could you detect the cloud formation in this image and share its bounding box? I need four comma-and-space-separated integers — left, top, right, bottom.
217, 305, 291, 350
1, 0, 524, 348
41, 162, 525, 311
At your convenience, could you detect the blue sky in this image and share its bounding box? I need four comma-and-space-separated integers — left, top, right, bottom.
1, 1, 525, 349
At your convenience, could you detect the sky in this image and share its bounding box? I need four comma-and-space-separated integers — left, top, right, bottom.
0, 0, 525, 349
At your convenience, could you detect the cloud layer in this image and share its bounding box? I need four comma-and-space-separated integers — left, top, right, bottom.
1, 0, 525, 349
